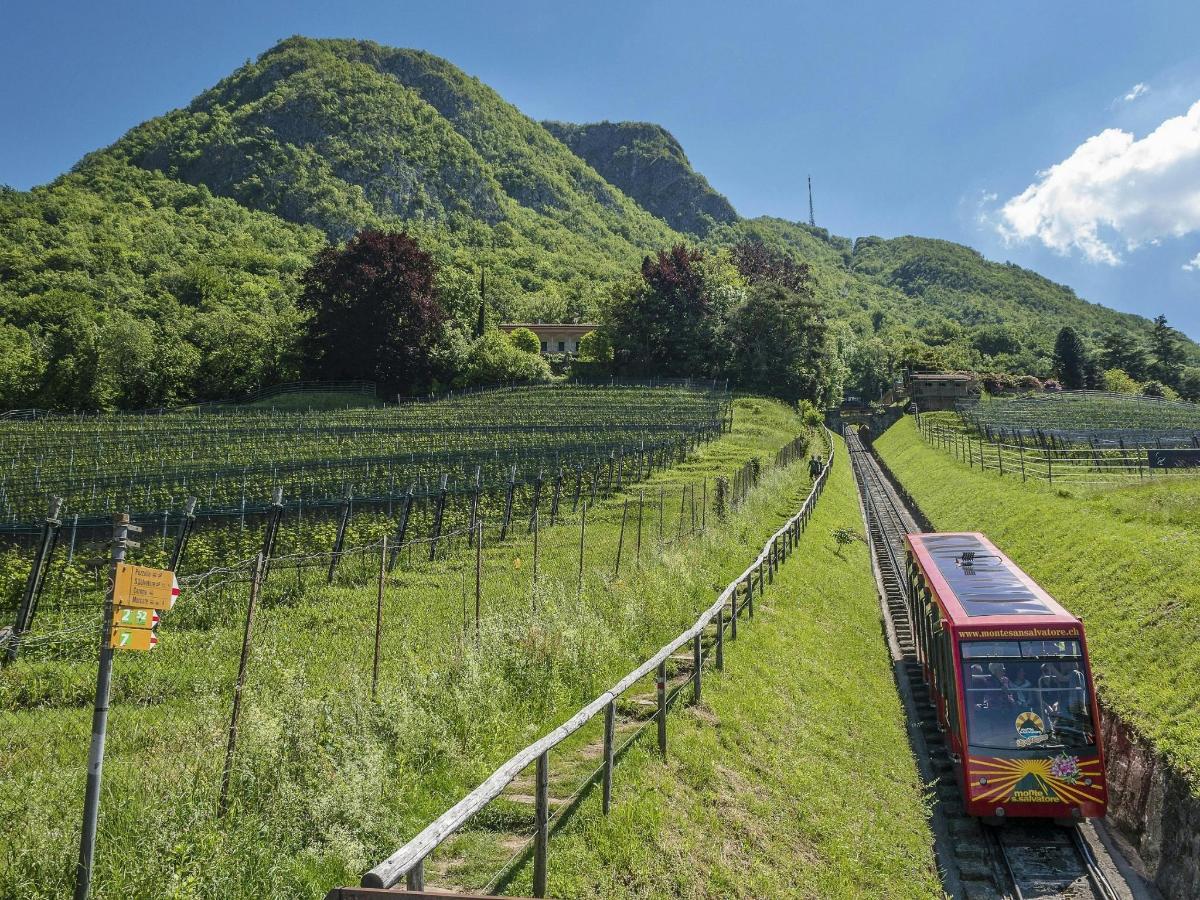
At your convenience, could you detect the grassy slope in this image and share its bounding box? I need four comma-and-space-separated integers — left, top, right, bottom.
505, 435, 940, 899
1, 398, 866, 899
874, 417, 1200, 791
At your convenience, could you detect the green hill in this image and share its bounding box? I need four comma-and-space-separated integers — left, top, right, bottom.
542, 120, 738, 236
1, 34, 1195, 410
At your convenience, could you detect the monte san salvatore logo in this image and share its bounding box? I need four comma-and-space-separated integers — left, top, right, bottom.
1015, 710, 1048, 748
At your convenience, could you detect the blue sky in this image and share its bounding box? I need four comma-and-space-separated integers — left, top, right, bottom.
3, 1, 1199, 336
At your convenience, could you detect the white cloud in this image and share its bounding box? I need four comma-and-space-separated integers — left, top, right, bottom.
998, 99, 1200, 264
1122, 82, 1150, 103
1184, 251, 1200, 271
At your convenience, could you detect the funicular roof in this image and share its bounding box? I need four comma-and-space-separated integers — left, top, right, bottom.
906, 532, 1079, 627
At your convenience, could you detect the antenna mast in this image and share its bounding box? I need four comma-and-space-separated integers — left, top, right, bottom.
807, 175, 815, 227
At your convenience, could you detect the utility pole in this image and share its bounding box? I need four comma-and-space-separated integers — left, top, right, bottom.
808, 175, 816, 227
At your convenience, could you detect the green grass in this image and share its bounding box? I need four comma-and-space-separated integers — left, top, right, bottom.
499, 435, 941, 899
0, 397, 847, 899
875, 416, 1200, 792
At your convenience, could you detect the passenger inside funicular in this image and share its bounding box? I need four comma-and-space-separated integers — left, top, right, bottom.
961, 640, 1095, 752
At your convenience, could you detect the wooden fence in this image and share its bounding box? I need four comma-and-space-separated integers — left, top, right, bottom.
342, 428, 835, 898
916, 416, 1200, 483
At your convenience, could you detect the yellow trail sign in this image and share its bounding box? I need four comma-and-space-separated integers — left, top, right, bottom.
114, 564, 179, 610
109, 627, 158, 651
112, 606, 160, 630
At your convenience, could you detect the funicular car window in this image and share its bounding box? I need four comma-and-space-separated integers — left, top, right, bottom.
961, 640, 1094, 751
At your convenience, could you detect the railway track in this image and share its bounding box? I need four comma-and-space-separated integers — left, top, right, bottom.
845, 427, 1126, 900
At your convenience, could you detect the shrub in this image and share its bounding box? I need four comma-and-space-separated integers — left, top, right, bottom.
507, 327, 541, 354
458, 330, 552, 387
1140, 380, 1180, 400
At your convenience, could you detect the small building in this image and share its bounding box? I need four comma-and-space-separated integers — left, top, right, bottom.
498, 323, 598, 355
906, 373, 979, 411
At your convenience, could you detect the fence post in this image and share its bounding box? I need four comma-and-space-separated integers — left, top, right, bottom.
692, 632, 702, 703
534, 750, 549, 898
746, 576, 754, 619
715, 606, 724, 671
602, 700, 615, 815
657, 486, 664, 546
373, 536, 386, 700
219, 551, 265, 818
1019, 445, 1026, 482
701, 479, 707, 532
72, 511, 128, 900
6, 496, 63, 663
327, 489, 352, 583
406, 861, 424, 891
730, 589, 738, 640
656, 661, 667, 756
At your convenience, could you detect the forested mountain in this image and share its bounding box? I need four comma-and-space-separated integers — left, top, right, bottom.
542, 121, 738, 236
0, 34, 1195, 409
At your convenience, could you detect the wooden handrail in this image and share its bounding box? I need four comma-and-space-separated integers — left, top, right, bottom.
362, 428, 835, 889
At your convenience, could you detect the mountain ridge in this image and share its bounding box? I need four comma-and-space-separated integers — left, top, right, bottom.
1, 34, 1195, 410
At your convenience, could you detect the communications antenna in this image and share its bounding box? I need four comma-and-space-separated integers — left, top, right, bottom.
808, 175, 815, 227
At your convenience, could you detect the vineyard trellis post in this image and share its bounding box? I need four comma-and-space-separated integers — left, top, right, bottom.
373, 536, 386, 700
636, 489, 643, 568
390, 485, 414, 570
6, 495, 62, 663
219, 551, 265, 819
474, 518, 483, 634
577, 502, 587, 597
549, 467, 562, 526
168, 497, 197, 572
259, 488, 284, 583
429, 474, 448, 562
528, 470, 543, 534
614, 498, 628, 577
500, 465, 516, 541
531, 508, 539, 611
73, 511, 129, 900
327, 488, 353, 583
468, 468, 481, 546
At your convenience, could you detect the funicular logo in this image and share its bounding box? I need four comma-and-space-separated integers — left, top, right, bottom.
1014, 711, 1047, 748
971, 754, 1102, 806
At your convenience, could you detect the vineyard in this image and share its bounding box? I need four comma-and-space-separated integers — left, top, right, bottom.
0, 383, 730, 532
0, 387, 817, 899
959, 391, 1200, 447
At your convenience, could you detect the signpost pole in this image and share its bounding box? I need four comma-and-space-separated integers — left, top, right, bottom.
74, 512, 129, 900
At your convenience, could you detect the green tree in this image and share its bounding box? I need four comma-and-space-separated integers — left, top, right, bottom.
577, 330, 613, 363
299, 230, 447, 394
727, 283, 831, 404
1148, 314, 1186, 387
607, 245, 727, 377
1097, 330, 1149, 381
1177, 366, 1200, 402
1051, 326, 1087, 390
